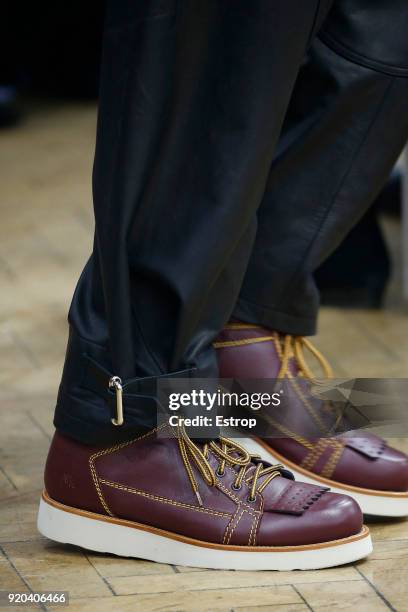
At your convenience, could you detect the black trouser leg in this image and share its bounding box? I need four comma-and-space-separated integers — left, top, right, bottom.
234, 0, 408, 336
55, 0, 322, 444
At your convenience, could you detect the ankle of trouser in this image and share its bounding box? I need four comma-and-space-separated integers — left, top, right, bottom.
54, 328, 208, 445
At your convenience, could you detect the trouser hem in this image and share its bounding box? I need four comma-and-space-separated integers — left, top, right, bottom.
233, 296, 317, 336
54, 396, 155, 446
54, 328, 199, 445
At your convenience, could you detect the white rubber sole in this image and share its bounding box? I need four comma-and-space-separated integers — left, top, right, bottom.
38, 492, 372, 571
241, 437, 408, 518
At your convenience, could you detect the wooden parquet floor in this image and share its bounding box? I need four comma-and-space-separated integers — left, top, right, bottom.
1, 101, 408, 611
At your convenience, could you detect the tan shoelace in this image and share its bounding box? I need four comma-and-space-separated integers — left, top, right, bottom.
276, 334, 333, 381
216, 323, 333, 382
273, 333, 350, 435
216, 323, 342, 436
177, 424, 284, 506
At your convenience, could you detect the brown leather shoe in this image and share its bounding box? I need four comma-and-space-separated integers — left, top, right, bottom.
215, 322, 408, 517
38, 425, 371, 570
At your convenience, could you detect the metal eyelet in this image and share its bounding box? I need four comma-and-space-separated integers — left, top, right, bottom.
247, 495, 256, 503
216, 468, 225, 477
231, 483, 242, 491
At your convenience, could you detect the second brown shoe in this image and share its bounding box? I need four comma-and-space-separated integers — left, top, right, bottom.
38, 423, 371, 570
215, 322, 408, 517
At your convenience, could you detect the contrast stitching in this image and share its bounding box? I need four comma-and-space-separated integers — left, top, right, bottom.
320, 442, 345, 478
223, 507, 240, 544
227, 508, 247, 544
205, 449, 264, 513
89, 456, 113, 516
272, 333, 328, 435
225, 323, 261, 330
213, 336, 275, 349
301, 438, 344, 476
248, 511, 260, 546
301, 439, 329, 471
223, 506, 259, 545
249, 497, 264, 545
89, 424, 168, 517
99, 478, 232, 518
216, 480, 261, 513
253, 412, 314, 451
223, 507, 246, 544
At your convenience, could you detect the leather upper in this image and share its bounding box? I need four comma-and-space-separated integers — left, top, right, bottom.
216, 323, 408, 492
45, 427, 362, 547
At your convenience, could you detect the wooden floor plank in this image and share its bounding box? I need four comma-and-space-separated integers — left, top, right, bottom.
295, 579, 390, 612
2, 541, 113, 599
66, 585, 301, 611
357, 540, 408, 611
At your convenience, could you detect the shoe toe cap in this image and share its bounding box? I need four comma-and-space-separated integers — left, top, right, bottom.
257, 491, 363, 547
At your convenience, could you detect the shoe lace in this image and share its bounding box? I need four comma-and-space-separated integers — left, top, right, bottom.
219, 324, 344, 436
177, 424, 284, 506
218, 323, 333, 381
277, 334, 333, 381
275, 333, 352, 434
